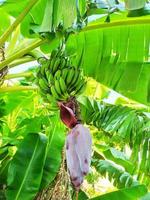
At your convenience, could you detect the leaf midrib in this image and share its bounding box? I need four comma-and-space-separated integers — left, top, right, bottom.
83, 18, 150, 32
15, 136, 40, 200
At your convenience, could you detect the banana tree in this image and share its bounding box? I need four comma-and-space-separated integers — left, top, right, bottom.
0, 0, 150, 200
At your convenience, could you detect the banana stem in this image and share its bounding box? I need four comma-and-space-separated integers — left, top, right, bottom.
0, 0, 39, 47
76, 191, 78, 200
0, 38, 47, 70
8, 56, 35, 68
27, 49, 46, 59
0, 86, 38, 93
5, 72, 33, 80
83, 18, 150, 31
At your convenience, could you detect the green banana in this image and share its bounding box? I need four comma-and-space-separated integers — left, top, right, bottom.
50, 49, 58, 58
43, 77, 50, 87
49, 58, 56, 73
50, 48, 63, 61
74, 74, 84, 87
59, 77, 67, 93
54, 70, 61, 80
40, 63, 47, 76
51, 85, 61, 100
69, 76, 84, 94
46, 94, 59, 110
70, 69, 80, 87
59, 57, 67, 70
69, 71, 82, 91
52, 58, 61, 74
74, 81, 86, 96
68, 70, 81, 92
45, 71, 54, 84
46, 93, 55, 103
45, 70, 50, 82
66, 68, 75, 85
39, 89, 47, 97
37, 47, 86, 103
62, 68, 69, 81
47, 59, 51, 70
38, 78, 49, 91
54, 79, 62, 97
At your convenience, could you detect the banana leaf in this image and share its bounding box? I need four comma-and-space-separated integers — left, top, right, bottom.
40, 115, 66, 189
66, 17, 150, 105
6, 132, 47, 200
89, 185, 147, 200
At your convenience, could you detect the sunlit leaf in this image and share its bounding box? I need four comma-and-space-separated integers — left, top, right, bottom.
6, 133, 47, 200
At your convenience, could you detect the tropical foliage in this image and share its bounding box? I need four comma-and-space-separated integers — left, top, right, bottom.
0, 0, 150, 200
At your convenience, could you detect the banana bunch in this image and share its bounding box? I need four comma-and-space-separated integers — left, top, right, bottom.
66, 124, 92, 190
37, 48, 86, 103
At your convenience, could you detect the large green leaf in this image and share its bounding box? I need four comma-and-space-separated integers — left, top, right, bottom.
89, 185, 147, 200
12, 115, 50, 138
78, 96, 146, 146
93, 159, 138, 189
1, 0, 86, 38
95, 146, 134, 174
78, 96, 150, 186
6, 132, 47, 200
66, 17, 150, 105
0, 0, 31, 16
40, 115, 66, 189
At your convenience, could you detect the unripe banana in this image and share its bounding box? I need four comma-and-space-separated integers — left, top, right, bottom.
39, 89, 47, 97
47, 59, 51, 70
68, 71, 81, 92
69, 69, 80, 88
59, 77, 67, 95
40, 63, 47, 76
59, 57, 67, 70
50, 49, 58, 58
74, 74, 83, 87
52, 58, 61, 74
54, 79, 62, 97
48, 73, 54, 84
51, 85, 61, 100
54, 70, 61, 80
75, 81, 86, 96
45, 70, 52, 83
66, 68, 75, 85
46, 93, 55, 103
38, 78, 49, 91
70, 80, 86, 96
37, 47, 86, 103
62, 68, 69, 81
49, 58, 56, 74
